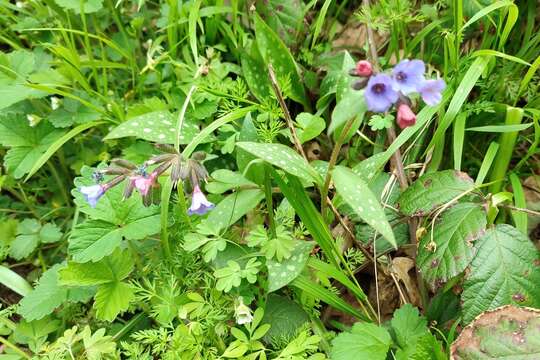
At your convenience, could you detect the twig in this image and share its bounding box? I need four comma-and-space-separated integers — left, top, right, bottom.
267, 64, 307, 159
503, 205, 540, 217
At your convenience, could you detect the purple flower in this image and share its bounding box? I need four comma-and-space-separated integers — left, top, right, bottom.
131, 174, 156, 196
80, 184, 105, 207
364, 74, 399, 112
392, 59, 425, 94
188, 185, 214, 216
419, 79, 446, 106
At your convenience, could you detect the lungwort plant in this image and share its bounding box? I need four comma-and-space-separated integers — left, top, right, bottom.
0, 0, 539, 359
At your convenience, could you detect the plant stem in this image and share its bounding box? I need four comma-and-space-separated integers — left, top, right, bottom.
320, 117, 356, 216
0, 336, 31, 359
264, 166, 277, 238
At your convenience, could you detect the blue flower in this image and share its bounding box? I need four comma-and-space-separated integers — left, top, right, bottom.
188, 185, 215, 216
392, 59, 425, 94
364, 74, 399, 112
419, 79, 446, 106
80, 184, 105, 208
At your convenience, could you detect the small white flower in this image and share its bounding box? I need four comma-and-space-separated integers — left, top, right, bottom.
234, 297, 253, 325
26, 114, 40, 127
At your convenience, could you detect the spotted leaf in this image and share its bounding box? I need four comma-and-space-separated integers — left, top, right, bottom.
267, 241, 314, 292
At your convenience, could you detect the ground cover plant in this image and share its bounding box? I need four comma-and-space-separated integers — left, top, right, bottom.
0, 0, 539, 358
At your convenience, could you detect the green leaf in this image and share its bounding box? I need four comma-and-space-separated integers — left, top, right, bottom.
241, 50, 273, 104
94, 282, 134, 322
0, 265, 32, 297
333, 166, 396, 248
47, 98, 101, 128
214, 260, 243, 292
81, 326, 117, 360
39, 223, 63, 244
104, 110, 200, 145
206, 169, 256, 194
10, 219, 40, 260
331, 322, 392, 360
295, 113, 325, 144
255, 0, 305, 46
319, 51, 356, 103
462, 225, 540, 323
0, 114, 63, 179
466, 123, 533, 132
451, 306, 540, 359
54, 0, 103, 13
267, 241, 314, 292
247, 225, 296, 262
390, 304, 429, 349
253, 13, 308, 107
201, 189, 264, 233
262, 294, 309, 344
236, 142, 321, 184
398, 170, 476, 216
60, 249, 134, 321
417, 203, 487, 289
19, 265, 66, 321
329, 89, 366, 135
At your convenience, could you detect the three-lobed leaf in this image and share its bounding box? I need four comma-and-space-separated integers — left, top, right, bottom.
331, 322, 392, 360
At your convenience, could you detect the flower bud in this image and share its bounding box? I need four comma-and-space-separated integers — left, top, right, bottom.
396, 103, 416, 129
355, 60, 373, 77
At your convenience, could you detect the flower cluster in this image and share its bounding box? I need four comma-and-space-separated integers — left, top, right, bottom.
350, 59, 445, 129
79, 145, 214, 216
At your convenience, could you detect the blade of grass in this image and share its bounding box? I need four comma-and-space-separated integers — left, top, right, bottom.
466, 123, 532, 132
0, 265, 32, 297
311, 0, 333, 49
475, 142, 499, 186
453, 113, 466, 170
509, 173, 527, 234
189, 0, 202, 66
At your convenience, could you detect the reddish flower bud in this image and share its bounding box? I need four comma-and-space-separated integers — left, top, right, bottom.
396, 103, 416, 129
355, 60, 373, 77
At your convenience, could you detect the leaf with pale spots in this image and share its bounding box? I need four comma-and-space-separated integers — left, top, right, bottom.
267, 241, 314, 292
236, 142, 322, 185
253, 14, 309, 107
333, 166, 396, 248
461, 225, 540, 324
417, 203, 487, 290
104, 111, 206, 144
352, 152, 387, 183
398, 170, 476, 216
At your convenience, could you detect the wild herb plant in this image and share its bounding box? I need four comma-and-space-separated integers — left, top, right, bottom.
0, 0, 539, 359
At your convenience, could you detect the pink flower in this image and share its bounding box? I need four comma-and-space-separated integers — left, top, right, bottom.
188, 185, 214, 216
396, 103, 416, 129
355, 60, 373, 77
131, 174, 156, 196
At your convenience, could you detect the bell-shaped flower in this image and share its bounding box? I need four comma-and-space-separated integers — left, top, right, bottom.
188, 185, 214, 216
234, 298, 253, 325
392, 59, 425, 94
396, 103, 417, 129
419, 79, 446, 106
355, 60, 373, 77
364, 74, 399, 112
80, 184, 105, 208
132, 174, 155, 196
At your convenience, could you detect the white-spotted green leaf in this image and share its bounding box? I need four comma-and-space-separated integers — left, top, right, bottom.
253, 14, 309, 107
201, 189, 264, 233
267, 241, 314, 292
398, 170, 476, 216
352, 152, 387, 182
333, 166, 396, 248
417, 203, 487, 289
461, 225, 540, 324
104, 111, 202, 144
236, 142, 322, 184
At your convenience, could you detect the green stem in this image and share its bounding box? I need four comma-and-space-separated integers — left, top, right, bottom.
48, 162, 71, 206
488, 106, 524, 195
263, 166, 276, 238
0, 337, 31, 359
176, 181, 192, 229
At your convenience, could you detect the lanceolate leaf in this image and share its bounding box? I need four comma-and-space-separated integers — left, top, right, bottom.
333, 166, 396, 248
104, 111, 200, 145
236, 142, 322, 184
267, 241, 314, 292
253, 13, 309, 107
417, 203, 487, 289
398, 170, 476, 216
461, 225, 540, 324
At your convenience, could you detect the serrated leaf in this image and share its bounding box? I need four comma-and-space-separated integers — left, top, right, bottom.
104, 111, 201, 145
236, 142, 321, 184
262, 294, 309, 344
417, 203, 487, 289
451, 306, 540, 359
333, 166, 396, 248
331, 322, 392, 360
68, 220, 124, 263
39, 223, 62, 244
267, 241, 314, 292
0, 114, 63, 179
253, 14, 308, 107
94, 282, 134, 321
398, 170, 475, 216
461, 225, 540, 324
390, 304, 429, 350
19, 265, 66, 321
